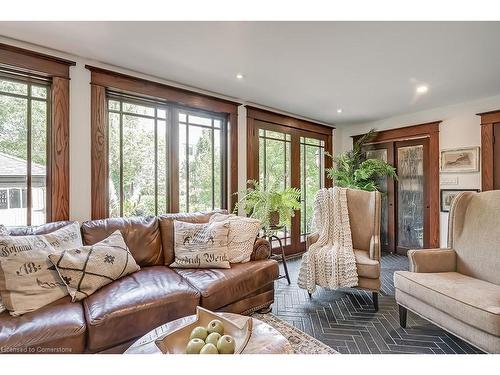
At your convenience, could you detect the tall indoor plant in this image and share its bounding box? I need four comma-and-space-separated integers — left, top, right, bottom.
326, 129, 398, 191
234, 180, 301, 230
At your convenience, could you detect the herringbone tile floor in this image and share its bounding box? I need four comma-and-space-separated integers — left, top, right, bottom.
272, 253, 483, 354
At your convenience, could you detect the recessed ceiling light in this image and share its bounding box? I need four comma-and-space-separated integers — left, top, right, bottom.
236, 73, 244, 80
416, 85, 429, 94
337, 109, 343, 113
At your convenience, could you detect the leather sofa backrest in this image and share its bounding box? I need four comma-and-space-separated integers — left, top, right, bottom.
158, 210, 226, 265
81, 216, 163, 267
448, 190, 500, 285
6, 221, 76, 236
346, 189, 381, 254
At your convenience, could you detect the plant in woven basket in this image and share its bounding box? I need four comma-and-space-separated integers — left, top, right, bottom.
326, 129, 398, 191
234, 180, 301, 230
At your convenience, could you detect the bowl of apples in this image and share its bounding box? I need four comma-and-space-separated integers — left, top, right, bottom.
155, 306, 252, 354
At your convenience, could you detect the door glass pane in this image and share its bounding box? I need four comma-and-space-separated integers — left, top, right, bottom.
397, 145, 424, 249
366, 149, 389, 250
258, 129, 291, 246
300, 137, 325, 241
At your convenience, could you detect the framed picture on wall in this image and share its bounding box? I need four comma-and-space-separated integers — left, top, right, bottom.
440, 146, 480, 173
440, 189, 480, 212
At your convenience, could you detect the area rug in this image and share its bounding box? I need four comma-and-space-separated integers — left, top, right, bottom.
252, 313, 339, 354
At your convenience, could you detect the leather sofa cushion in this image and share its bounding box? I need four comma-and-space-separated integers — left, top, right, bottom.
83, 266, 200, 352
174, 260, 279, 311
158, 210, 226, 265
354, 249, 380, 279
81, 216, 163, 267
394, 271, 500, 335
0, 296, 86, 353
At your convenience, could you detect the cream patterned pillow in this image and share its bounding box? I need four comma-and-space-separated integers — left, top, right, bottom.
49, 231, 140, 301
0, 222, 82, 316
170, 220, 230, 269
209, 213, 261, 263
0, 224, 7, 313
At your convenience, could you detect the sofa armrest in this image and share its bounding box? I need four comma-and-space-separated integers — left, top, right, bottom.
407, 248, 457, 273
306, 232, 319, 250
251, 237, 272, 261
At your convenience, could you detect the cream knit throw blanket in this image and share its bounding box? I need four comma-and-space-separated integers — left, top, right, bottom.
297, 187, 358, 293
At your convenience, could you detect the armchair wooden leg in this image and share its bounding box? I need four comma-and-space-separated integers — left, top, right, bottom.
372, 292, 379, 312
398, 304, 407, 328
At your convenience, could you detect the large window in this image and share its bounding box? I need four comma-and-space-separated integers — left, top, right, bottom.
0, 74, 49, 226
0, 43, 74, 226
247, 107, 333, 255
106, 94, 227, 217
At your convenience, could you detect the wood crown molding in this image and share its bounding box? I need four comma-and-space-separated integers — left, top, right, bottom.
85, 65, 239, 114
0, 43, 75, 79
477, 110, 500, 125
352, 121, 441, 144
246, 105, 335, 135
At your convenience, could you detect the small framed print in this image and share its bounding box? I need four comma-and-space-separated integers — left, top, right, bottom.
440, 147, 480, 173
440, 189, 480, 212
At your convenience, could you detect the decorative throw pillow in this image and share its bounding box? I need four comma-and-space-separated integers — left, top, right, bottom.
170, 220, 231, 269
0, 222, 82, 316
209, 213, 262, 263
0, 225, 6, 313
48, 230, 140, 301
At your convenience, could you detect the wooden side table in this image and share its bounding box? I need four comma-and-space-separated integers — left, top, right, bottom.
262, 226, 291, 285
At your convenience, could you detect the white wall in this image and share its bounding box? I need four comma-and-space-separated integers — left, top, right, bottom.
335, 94, 500, 246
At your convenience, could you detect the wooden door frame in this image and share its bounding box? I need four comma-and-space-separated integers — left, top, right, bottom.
353, 121, 441, 249
246, 106, 334, 255
478, 110, 500, 191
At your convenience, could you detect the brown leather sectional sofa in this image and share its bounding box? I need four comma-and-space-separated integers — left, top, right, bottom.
0, 211, 278, 354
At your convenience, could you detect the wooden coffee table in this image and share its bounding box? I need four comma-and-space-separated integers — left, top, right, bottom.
125, 312, 293, 354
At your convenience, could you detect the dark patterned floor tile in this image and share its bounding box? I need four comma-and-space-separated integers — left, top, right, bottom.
271, 254, 482, 354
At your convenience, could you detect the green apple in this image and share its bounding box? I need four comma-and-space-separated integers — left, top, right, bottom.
207, 319, 224, 335
205, 332, 221, 346
199, 343, 218, 354
186, 338, 205, 354
190, 326, 208, 341
217, 335, 235, 354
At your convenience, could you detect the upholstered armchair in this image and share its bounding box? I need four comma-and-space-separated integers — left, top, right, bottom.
306, 188, 382, 310
394, 190, 500, 354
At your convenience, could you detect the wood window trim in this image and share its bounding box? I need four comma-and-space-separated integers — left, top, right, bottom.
477, 109, 500, 191
353, 121, 441, 249
246, 106, 334, 255
0, 43, 75, 222
87, 66, 239, 219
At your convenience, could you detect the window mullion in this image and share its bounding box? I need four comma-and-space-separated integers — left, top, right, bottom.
26, 82, 32, 226
154, 107, 158, 216
119, 100, 124, 217
211, 118, 215, 210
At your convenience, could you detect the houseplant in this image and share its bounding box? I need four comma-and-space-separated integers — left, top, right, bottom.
326, 129, 398, 191
234, 180, 301, 230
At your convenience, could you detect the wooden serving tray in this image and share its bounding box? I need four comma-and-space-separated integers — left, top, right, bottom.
155, 306, 252, 354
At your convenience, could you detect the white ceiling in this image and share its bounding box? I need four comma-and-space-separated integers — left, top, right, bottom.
1, 21, 500, 126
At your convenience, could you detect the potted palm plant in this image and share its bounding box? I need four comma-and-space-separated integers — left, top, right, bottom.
326, 129, 397, 191
234, 180, 301, 230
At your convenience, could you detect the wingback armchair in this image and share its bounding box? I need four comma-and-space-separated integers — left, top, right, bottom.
306, 188, 382, 310
394, 190, 500, 353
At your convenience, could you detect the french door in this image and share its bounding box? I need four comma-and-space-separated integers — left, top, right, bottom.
365, 137, 431, 254
248, 118, 332, 255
